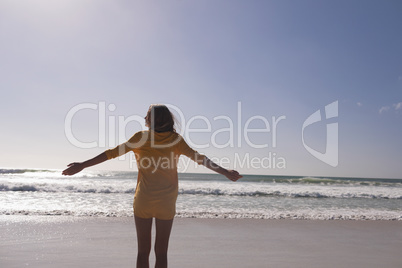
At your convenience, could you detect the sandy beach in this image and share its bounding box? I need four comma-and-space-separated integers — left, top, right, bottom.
0, 216, 401, 268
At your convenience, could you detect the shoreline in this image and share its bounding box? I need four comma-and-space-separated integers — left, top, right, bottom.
1, 216, 401, 268
1, 212, 401, 221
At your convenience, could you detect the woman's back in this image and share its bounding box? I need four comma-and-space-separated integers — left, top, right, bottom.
105, 129, 205, 220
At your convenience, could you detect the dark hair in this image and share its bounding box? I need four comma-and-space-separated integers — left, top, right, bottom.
146, 104, 176, 133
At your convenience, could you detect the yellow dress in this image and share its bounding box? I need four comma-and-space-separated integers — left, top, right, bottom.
104, 130, 205, 220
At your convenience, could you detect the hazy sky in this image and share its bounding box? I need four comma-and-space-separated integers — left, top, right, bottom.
1, 0, 401, 178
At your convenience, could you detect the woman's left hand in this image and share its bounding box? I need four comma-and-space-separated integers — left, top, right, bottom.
62, 162, 84, 176
225, 170, 242, 182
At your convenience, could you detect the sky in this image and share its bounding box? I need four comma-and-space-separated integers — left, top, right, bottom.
1, 0, 401, 178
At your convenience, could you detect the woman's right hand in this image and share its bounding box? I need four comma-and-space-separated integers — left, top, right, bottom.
62, 162, 84, 176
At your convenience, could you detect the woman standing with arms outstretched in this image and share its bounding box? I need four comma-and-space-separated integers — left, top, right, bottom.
62, 104, 242, 268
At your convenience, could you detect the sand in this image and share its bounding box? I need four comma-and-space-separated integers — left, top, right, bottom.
0, 216, 401, 268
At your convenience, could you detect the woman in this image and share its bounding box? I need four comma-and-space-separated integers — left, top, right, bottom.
62, 104, 242, 268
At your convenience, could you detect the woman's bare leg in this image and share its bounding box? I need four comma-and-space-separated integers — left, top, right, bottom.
135, 215, 153, 268
154, 218, 174, 268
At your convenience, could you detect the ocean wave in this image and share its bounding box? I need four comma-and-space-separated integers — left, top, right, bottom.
0, 183, 136, 194
178, 188, 402, 199
181, 174, 402, 187
0, 169, 131, 181
270, 176, 402, 187
1, 181, 401, 200
2, 169, 401, 188
274, 177, 345, 184
0, 168, 56, 174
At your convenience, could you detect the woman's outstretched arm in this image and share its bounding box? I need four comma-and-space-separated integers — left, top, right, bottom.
62, 152, 108, 176
203, 157, 242, 182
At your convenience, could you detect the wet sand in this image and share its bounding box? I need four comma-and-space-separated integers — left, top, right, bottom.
0, 216, 401, 267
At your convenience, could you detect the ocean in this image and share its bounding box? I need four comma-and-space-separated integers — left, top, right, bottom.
1, 168, 401, 220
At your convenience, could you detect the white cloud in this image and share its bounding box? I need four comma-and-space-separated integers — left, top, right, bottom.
379, 106, 390, 114
379, 102, 402, 114
393, 102, 402, 110
357, 102, 362, 107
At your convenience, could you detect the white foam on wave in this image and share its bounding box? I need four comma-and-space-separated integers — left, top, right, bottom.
1, 208, 400, 221
175, 208, 402, 220
1, 177, 401, 200
0, 176, 136, 194
178, 180, 402, 200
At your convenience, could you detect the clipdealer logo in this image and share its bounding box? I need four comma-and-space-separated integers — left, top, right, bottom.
302, 101, 338, 167
64, 101, 339, 170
